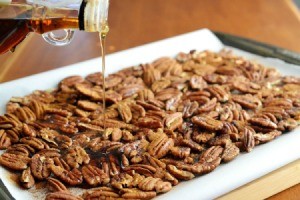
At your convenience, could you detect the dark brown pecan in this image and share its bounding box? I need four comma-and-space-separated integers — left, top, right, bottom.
0, 129, 11, 149
51, 165, 83, 186
20, 137, 48, 150
167, 164, 195, 180
53, 157, 71, 171
0, 153, 30, 170
45, 191, 82, 200
148, 134, 174, 159
47, 177, 68, 192
121, 188, 157, 199
111, 173, 134, 190
82, 165, 110, 186
242, 128, 255, 152
30, 154, 53, 180
65, 146, 90, 169
221, 143, 240, 162
5, 127, 21, 143
192, 116, 223, 131
136, 117, 163, 129
20, 167, 35, 189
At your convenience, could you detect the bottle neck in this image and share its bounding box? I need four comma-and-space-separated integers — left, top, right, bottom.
79, 0, 109, 33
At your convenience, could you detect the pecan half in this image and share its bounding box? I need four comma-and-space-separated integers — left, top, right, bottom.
82, 165, 110, 186
20, 167, 35, 189
0, 153, 30, 170
192, 116, 223, 131
30, 154, 53, 180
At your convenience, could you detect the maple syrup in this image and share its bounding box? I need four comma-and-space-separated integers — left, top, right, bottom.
99, 23, 109, 129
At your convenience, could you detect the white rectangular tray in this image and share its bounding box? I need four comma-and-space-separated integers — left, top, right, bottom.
0, 29, 299, 200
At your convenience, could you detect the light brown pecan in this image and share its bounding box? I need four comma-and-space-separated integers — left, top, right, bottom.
197, 97, 217, 113
208, 134, 231, 147
0, 129, 11, 149
180, 139, 204, 152
169, 146, 191, 159
117, 102, 132, 123
242, 128, 255, 152
138, 176, 172, 193
83, 187, 120, 199
192, 131, 215, 143
167, 164, 195, 180
248, 117, 277, 129
151, 79, 171, 93
192, 116, 223, 131
121, 188, 157, 199
0, 153, 30, 170
182, 100, 199, 118
148, 134, 174, 159
82, 165, 110, 186
206, 85, 230, 102
221, 143, 240, 162
190, 75, 208, 90
20, 167, 35, 189
47, 177, 68, 192
166, 94, 182, 111
65, 146, 90, 169
77, 100, 101, 111
232, 94, 262, 109
5, 127, 21, 143
51, 165, 83, 186
45, 191, 82, 200
165, 112, 183, 131
124, 164, 157, 177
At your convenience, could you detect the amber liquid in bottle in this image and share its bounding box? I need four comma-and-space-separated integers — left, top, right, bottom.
0, 5, 79, 54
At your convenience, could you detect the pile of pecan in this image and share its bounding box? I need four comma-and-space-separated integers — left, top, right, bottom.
0, 50, 299, 200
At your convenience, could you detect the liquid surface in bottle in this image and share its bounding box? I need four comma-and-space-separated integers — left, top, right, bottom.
99, 23, 109, 130
0, 4, 78, 54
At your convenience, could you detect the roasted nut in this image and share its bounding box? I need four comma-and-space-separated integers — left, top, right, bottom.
65, 146, 90, 169
167, 164, 195, 180
45, 191, 82, 200
47, 177, 68, 192
148, 134, 174, 159
82, 165, 110, 186
0, 153, 30, 170
30, 154, 53, 180
221, 143, 240, 162
192, 116, 223, 131
20, 167, 35, 189
51, 165, 83, 186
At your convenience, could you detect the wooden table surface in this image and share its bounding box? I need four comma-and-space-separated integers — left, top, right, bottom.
0, 0, 299, 199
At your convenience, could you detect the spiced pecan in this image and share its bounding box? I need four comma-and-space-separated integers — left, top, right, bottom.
117, 102, 132, 123
64, 146, 90, 169
167, 164, 195, 180
120, 188, 157, 199
0, 129, 11, 149
20, 167, 35, 189
47, 177, 68, 192
148, 134, 174, 159
30, 154, 53, 180
83, 187, 120, 199
51, 165, 83, 186
221, 143, 240, 162
82, 165, 110, 186
192, 116, 223, 131
45, 191, 82, 200
0, 152, 30, 170
242, 128, 255, 152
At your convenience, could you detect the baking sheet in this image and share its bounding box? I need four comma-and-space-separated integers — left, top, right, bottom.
0, 29, 299, 200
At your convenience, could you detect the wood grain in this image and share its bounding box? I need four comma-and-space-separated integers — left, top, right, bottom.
0, 0, 300, 199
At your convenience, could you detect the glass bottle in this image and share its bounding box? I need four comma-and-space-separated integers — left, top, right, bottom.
0, 0, 109, 54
